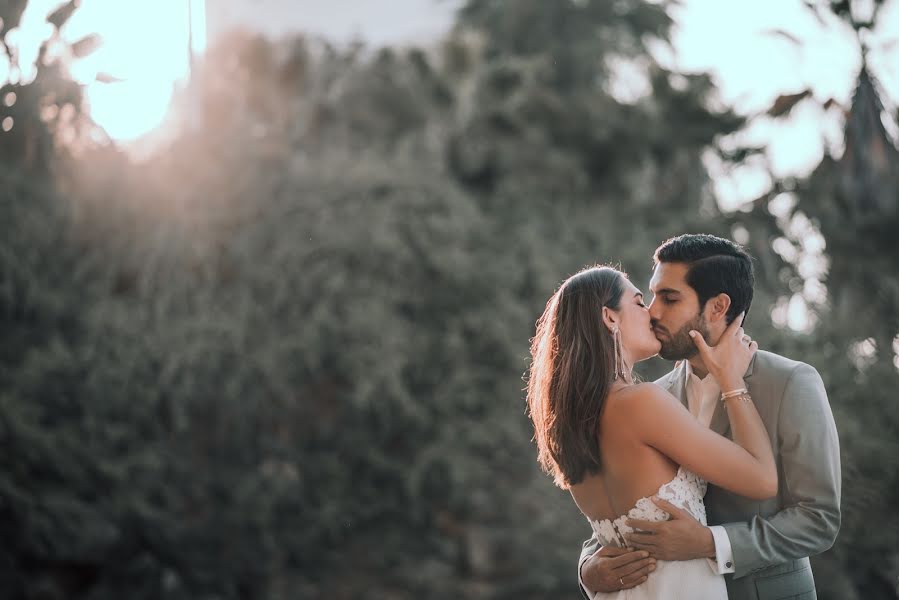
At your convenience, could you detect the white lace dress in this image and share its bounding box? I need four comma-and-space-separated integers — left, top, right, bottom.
587, 467, 727, 599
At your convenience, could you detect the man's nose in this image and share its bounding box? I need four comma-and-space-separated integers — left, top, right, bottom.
648, 300, 662, 320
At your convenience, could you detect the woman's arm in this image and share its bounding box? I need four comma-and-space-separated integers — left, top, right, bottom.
628, 384, 777, 499
625, 318, 777, 499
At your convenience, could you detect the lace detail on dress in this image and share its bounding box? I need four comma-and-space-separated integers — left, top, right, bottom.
588, 467, 708, 547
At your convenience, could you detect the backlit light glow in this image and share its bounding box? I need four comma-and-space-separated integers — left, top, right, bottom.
74, 0, 206, 141
11, 0, 206, 142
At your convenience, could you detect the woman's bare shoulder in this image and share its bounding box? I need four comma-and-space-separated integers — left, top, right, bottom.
607, 382, 683, 417
613, 382, 674, 402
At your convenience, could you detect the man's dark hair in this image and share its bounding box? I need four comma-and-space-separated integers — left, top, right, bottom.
653, 234, 754, 324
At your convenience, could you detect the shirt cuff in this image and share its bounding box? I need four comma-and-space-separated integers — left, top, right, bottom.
706, 525, 736, 574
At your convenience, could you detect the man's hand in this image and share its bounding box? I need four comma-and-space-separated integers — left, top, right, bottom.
624, 497, 716, 561
581, 545, 656, 594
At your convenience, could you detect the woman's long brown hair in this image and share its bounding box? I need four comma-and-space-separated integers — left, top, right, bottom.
526, 266, 625, 488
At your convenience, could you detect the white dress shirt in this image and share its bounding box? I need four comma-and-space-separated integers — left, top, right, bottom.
684, 361, 736, 575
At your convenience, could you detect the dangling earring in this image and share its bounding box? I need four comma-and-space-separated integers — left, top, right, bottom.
612, 325, 621, 380
617, 327, 629, 381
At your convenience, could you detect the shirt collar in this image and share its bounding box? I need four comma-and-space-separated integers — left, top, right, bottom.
684, 360, 718, 387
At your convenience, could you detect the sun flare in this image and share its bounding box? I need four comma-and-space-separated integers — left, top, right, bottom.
9, 0, 206, 142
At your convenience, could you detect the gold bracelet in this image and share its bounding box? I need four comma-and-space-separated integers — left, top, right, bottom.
720, 387, 748, 400
722, 391, 753, 405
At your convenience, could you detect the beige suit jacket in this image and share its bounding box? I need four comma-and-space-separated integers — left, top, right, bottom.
579, 350, 841, 600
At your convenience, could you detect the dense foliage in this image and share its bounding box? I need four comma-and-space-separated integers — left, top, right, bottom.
0, 1, 896, 598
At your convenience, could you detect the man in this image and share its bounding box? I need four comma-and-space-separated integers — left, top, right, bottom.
579, 234, 841, 599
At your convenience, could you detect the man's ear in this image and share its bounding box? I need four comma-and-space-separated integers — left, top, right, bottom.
601, 307, 618, 332
704, 293, 732, 323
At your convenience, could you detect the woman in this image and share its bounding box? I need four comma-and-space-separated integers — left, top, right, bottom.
527, 266, 776, 599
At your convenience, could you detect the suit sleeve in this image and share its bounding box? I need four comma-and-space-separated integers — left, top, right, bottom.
578, 535, 600, 598
722, 363, 841, 578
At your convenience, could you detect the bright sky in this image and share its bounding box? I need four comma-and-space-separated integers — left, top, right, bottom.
205, 0, 461, 47
3, 0, 205, 140
662, 0, 898, 332
666, 0, 899, 208
4, 0, 897, 331
206, 0, 898, 204
6, 0, 897, 160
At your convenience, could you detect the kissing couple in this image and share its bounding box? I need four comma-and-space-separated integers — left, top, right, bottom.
526, 234, 840, 599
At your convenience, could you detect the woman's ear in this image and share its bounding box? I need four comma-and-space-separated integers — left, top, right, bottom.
705, 293, 732, 323
601, 307, 618, 332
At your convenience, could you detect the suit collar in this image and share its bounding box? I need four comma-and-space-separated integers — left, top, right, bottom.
743, 351, 759, 379
662, 360, 689, 409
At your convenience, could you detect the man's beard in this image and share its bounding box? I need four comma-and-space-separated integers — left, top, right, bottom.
654, 314, 710, 361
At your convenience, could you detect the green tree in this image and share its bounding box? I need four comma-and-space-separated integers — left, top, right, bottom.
0, 0, 104, 171
736, 3, 899, 596
7, 0, 890, 598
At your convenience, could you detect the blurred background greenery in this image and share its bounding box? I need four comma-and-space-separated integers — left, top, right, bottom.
1, 0, 897, 598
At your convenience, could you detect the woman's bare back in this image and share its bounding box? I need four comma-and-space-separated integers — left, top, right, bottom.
569, 384, 681, 523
